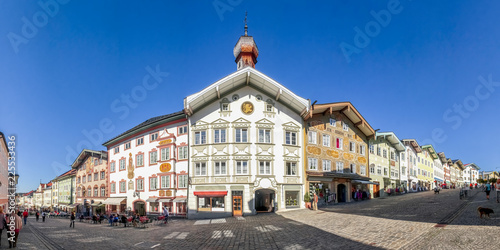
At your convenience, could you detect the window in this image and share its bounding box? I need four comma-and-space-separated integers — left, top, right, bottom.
323, 134, 330, 147
214, 161, 227, 175
125, 142, 131, 150
349, 142, 355, 152
82, 176, 86, 183
221, 103, 229, 111
259, 161, 271, 175
178, 175, 188, 188
383, 149, 387, 158
114, 147, 119, 154
286, 162, 297, 175
350, 164, 356, 174
160, 148, 170, 161
308, 131, 317, 144
235, 128, 248, 143
377, 166, 382, 175
390, 152, 395, 160
369, 144, 374, 154
322, 160, 331, 171
110, 162, 115, 172
377, 147, 381, 156
384, 168, 388, 176
370, 165, 375, 174
150, 177, 157, 190
285, 131, 297, 145
402, 167, 406, 175
137, 154, 144, 167
94, 173, 98, 181
94, 187, 98, 197
87, 189, 92, 197
195, 162, 207, 176
178, 146, 188, 160
136, 179, 144, 191
342, 121, 349, 131
266, 103, 273, 112
100, 171, 105, 180
235, 161, 248, 174
214, 129, 226, 143
137, 137, 144, 145
329, 118, 336, 126
336, 162, 344, 173
194, 131, 207, 145
360, 165, 366, 175
151, 133, 158, 141
178, 125, 188, 134
308, 158, 318, 170
120, 182, 126, 193
198, 197, 225, 212
94, 159, 98, 166
111, 183, 116, 193
401, 153, 405, 161
88, 174, 92, 182
360, 145, 366, 155
258, 129, 271, 143
336, 138, 343, 149
119, 159, 126, 170
77, 177, 81, 183
161, 176, 170, 189
150, 151, 157, 164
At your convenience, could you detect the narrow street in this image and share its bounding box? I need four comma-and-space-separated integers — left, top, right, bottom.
8, 189, 499, 250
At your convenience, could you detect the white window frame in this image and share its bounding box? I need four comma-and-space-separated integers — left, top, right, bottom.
150, 177, 158, 190
137, 137, 144, 145
235, 128, 248, 143
342, 121, 349, 131
258, 129, 271, 143
214, 129, 226, 143
322, 160, 331, 172
259, 161, 271, 175
336, 162, 344, 173
360, 165, 366, 176
160, 147, 170, 161
195, 131, 207, 145
178, 146, 188, 160
285, 131, 297, 145
214, 161, 227, 175
235, 161, 248, 175
110, 162, 115, 172
136, 154, 144, 167
151, 133, 158, 142
119, 159, 126, 170
195, 162, 207, 176
136, 179, 144, 191
323, 134, 330, 147
161, 175, 170, 189
150, 151, 157, 164
336, 137, 343, 149
350, 164, 356, 174
329, 118, 336, 126
308, 131, 317, 144
349, 141, 355, 153
286, 162, 297, 175
114, 147, 119, 154
178, 175, 188, 188
308, 158, 318, 170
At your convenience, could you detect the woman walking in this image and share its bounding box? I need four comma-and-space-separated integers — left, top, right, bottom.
485, 182, 491, 200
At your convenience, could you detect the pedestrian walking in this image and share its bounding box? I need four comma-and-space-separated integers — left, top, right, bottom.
0, 207, 6, 246
6, 210, 23, 248
109, 214, 114, 226
485, 182, 491, 200
121, 214, 128, 227
312, 192, 318, 211
35, 211, 39, 222
496, 179, 500, 203
162, 205, 169, 224
69, 212, 75, 228
22, 210, 28, 225
42, 211, 46, 222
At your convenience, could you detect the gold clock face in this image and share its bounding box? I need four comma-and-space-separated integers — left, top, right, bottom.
241, 102, 254, 114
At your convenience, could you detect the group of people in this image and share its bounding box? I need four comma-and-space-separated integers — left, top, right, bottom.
0, 207, 23, 248
483, 179, 500, 202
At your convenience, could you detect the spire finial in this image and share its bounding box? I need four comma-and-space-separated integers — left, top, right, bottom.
244, 11, 248, 36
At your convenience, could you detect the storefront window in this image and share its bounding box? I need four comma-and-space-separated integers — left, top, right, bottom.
197, 197, 225, 212
150, 202, 159, 212
285, 191, 299, 208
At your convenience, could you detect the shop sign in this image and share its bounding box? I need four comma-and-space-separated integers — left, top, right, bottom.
159, 139, 172, 145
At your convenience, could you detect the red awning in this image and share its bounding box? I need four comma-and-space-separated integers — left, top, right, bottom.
193, 191, 228, 197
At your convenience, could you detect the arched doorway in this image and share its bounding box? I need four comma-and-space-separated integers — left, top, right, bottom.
134, 201, 146, 216
255, 189, 275, 212
337, 184, 346, 203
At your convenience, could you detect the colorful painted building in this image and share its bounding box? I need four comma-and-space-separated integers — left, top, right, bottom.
369, 132, 404, 197
421, 145, 441, 189
305, 102, 375, 205
103, 112, 189, 217
55, 169, 77, 212
402, 139, 422, 192
417, 146, 434, 190
72, 149, 108, 216
463, 163, 480, 186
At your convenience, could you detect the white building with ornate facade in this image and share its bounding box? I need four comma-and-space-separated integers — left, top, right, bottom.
185, 30, 309, 219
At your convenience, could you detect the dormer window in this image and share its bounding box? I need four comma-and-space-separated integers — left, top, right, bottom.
222, 103, 229, 111
266, 104, 273, 112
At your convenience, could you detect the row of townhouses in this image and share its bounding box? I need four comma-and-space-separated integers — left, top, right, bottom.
17, 31, 493, 219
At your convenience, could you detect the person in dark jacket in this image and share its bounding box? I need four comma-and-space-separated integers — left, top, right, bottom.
70, 212, 75, 228
121, 214, 128, 227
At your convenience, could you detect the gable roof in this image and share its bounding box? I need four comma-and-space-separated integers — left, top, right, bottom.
402, 139, 422, 153
184, 67, 310, 117
71, 149, 107, 169
464, 163, 480, 170
308, 102, 375, 138
103, 111, 185, 147
421, 145, 438, 160
375, 132, 405, 151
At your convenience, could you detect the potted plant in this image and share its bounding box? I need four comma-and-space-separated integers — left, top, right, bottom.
304, 193, 311, 209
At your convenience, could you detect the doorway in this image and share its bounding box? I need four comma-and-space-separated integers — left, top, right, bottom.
255, 189, 275, 212
337, 184, 346, 203
134, 201, 145, 216
232, 191, 243, 216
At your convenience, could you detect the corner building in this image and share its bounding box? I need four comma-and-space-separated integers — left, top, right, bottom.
185, 31, 310, 219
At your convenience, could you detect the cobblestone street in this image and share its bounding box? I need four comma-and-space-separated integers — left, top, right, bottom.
5, 189, 499, 250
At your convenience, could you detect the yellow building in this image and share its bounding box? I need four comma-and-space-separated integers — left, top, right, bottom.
417, 146, 434, 190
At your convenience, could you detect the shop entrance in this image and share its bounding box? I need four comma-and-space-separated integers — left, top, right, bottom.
337, 184, 346, 203
255, 189, 275, 212
134, 201, 145, 216
373, 182, 380, 198
232, 191, 243, 216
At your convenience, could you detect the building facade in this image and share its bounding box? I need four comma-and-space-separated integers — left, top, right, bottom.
72, 150, 108, 216
402, 139, 422, 192
463, 163, 480, 186
103, 112, 189, 217
56, 169, 77, 212
369, 132, 404, 197
305, 102, 375, 205
417, 146, 434, 190
421, 145, 441, 189
0, 132, 8, 211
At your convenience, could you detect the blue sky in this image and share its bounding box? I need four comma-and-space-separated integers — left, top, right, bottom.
1, 1, 499, 192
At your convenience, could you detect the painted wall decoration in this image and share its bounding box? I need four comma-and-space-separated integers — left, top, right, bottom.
127, 153, 134, 179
